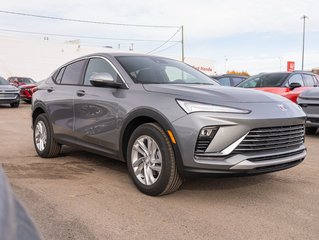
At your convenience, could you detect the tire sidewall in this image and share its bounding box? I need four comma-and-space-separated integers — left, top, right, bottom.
127, 123, 175, 196
33, 114, 53, 157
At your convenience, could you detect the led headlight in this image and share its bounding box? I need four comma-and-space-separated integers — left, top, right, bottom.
176, 100, 250, 114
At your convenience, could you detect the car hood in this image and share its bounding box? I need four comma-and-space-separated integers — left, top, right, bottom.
0, 84, 18, 91
143, 84, 288, 103
20, 83, 37, 89
299, 87, 319, 99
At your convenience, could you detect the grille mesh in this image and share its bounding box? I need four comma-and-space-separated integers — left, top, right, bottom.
233, 125, 305, 153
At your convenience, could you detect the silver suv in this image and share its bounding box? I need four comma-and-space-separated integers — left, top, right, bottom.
32, 53, 306, 195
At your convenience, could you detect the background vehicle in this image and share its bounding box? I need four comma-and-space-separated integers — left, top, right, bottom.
0, 76, 20, 107
8, 77, 36, 88
298, 88, 319, 134
19, 81, 42, 103
237, 72, 319, 103
32, 53, 306, 196
210, 74, 248, 86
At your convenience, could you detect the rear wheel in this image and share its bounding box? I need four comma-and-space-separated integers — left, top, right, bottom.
305, 127, 317, 135
33, 114, 61, 158
127, 123, 182, 196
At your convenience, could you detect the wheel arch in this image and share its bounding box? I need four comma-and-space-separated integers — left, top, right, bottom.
119, 108, 184, 174
32, 103, 48, 126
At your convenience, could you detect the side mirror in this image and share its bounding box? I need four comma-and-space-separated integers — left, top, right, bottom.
289, 82, 301, 90
90, 73, 122, 88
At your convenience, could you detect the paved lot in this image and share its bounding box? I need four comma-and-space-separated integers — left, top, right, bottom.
0, 103, 319, 240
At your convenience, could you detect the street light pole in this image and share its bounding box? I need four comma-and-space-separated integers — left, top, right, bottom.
301, 15, 308, 71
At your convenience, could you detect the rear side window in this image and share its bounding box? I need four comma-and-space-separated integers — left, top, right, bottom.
218, 77, 231, 86
83, 58, 119, 86
61, 60, 86, 85
303, 74, 315, 86
232, 77, 244, 86
55, 67, 65, 84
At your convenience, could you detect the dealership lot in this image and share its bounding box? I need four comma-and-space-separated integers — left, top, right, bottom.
1, 103, 319, 240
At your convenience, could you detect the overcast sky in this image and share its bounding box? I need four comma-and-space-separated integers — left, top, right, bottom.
0, 0, 318, 74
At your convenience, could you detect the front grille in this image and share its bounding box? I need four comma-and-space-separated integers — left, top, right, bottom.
0, 93, 18, 99
233, 125, 305, 153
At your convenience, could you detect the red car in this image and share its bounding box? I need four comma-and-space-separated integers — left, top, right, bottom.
8, 77, 36, 88
237, 72, 319, 103
19, 83, 38, 103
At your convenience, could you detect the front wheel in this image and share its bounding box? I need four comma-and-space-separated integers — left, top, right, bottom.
10, 102, 20, 108
127, 123, 182, 196
33, 114, 61, 158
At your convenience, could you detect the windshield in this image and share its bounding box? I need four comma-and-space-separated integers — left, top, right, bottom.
0, 77, 9, 85
116, 56, 218, 85
18, 78, 35, 84
237, 73, 289, 88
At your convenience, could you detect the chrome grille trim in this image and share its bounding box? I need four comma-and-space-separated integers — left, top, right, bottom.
233, 125, 305, 153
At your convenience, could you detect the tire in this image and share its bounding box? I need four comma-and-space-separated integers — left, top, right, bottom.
33, 113, 61, 158
10, 102, 20, 108
127, 123, 182, 196
305, 127, 317, 135
24, 99, 31, 104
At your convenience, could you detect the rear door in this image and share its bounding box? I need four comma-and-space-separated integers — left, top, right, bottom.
46, 60, 87, 138
73, 57, 125, 156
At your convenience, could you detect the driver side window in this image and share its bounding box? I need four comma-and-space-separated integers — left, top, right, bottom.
287, 74, 304, 87
84, 58, 119, 86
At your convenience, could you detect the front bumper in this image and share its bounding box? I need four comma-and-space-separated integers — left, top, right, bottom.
172, 102, 306, 175
298, 98, 319, 127
0, 93, 20, 104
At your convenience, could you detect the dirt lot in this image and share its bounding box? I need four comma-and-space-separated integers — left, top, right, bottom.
1, 103, 319, 240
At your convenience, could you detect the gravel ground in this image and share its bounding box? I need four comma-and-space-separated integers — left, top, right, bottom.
1, 103, 318, 240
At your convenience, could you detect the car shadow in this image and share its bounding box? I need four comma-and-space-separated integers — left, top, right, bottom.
59, 145, 273, 192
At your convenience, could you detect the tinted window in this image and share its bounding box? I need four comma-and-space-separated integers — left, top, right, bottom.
116, 56, 217, 85
61, 60, 86, 85
55, 67, 65, 84
287, 74, 304, 87
303, 74, 315, 86
232, 77, 244, 86
238, 73, 289, 88
218, 77, 231, 86
84, 58, 119, 86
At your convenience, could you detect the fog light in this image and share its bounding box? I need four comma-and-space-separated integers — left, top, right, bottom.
199, 126, 218, 138
195, 126, 219, 153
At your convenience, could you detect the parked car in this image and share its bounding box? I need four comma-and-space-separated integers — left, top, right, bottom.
8, 77, 36, 88
237, 72, 319, 103
297, 88, 319, 134
0, 76, 20, 107
32, 53, 306, 196
210, 74, 248, 86
20, 81, 42, 103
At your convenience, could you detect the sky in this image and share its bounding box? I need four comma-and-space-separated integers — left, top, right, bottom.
0, 0, 318, 74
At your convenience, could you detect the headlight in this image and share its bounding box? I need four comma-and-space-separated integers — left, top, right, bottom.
176, 100, 250, 114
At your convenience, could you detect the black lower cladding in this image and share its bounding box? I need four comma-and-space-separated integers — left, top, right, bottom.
182, 158, 305, 177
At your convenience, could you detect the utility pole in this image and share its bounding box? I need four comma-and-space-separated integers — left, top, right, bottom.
181, 26, 185, 62
301, 15, 308, 71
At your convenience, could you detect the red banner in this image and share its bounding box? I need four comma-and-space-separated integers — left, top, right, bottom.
287, 61, 295, 72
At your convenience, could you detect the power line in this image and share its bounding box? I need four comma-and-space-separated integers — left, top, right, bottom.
0, 10, 180, 29
147, 28, 181, 54
0, 28, 180, 43
152, 42, 180, 54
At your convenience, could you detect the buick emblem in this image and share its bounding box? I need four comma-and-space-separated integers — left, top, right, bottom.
278, 104, 288, 111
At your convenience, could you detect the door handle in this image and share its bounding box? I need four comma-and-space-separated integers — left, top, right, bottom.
76, 90, 86, 97
47, 87, 54, 93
